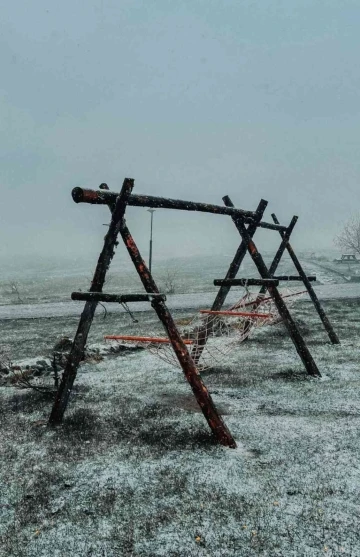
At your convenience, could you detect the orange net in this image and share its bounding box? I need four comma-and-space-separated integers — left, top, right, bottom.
104, 287, 306, 371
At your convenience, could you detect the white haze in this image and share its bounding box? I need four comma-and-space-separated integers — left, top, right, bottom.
1, 0, 359, 265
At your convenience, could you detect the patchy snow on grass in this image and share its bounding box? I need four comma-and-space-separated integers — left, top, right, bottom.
1, 296, 360, 555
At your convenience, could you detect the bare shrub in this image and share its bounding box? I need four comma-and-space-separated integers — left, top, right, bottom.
335, 214, 360, 256
7, 281, 24, 303
0, 344, 12, 369
162, 268, 178, 294
0, 344, 56, 394
8, 368, 56, 395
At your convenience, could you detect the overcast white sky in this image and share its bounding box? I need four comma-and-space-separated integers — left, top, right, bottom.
1, 0, 359, 262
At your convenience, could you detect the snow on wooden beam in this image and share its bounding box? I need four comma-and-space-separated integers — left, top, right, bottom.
213, 278, 279, 287
272, 275, 317, 282
72, 187, 256, 221
71, 292, 166, 303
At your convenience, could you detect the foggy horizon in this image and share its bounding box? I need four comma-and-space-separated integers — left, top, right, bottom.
1, 1, 359, 262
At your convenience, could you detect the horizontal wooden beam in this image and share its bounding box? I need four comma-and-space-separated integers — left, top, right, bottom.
213, 278, 279, 287
71, 292, 166, 303
72, 187, 256, 220
273, 275, 316, 281
258, 221, 288, 232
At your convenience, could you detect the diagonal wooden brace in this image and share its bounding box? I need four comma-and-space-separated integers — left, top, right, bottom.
99, 185, 237, 448
211, 199, 268, 312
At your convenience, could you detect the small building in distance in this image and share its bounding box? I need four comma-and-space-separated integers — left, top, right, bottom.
333, 254, 360, 264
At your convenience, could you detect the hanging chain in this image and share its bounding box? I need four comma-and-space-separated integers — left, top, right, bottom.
120, 301, 139, 323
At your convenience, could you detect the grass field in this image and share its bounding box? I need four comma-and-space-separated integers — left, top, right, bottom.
1, 296, 360, 556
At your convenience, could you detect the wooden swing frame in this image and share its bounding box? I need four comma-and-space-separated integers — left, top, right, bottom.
48, 178, 339, 448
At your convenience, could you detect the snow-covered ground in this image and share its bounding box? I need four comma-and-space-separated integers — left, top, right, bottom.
1, 282, 360, 321
1, 294, 360, 555
1, 252, 360, 555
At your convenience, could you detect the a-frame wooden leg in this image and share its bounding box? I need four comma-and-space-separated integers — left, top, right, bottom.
211, 199, 268, 312
234, 213, 298, 332
191, 199, 268, 364
227, 213, 321, 378
119, 221, 237, 448
271, 213, 340, 345
48, 179, 134, 424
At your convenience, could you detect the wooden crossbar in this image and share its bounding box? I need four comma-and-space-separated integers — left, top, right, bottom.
71, 292, 166, 303
72, 187, 288, 232
272, 275, 316, 282
72, 187, 256, 221
104, 335, 194, 344
214, 278, 279, 287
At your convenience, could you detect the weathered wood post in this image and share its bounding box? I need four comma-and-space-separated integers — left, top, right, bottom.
48, 179, 134, 424
191, 199, 268, 363
117, 221, 237, 447
211, 199, 268, 312
271, 213, 340, 344
224, 197, 321, 378
96, 185, 237, 447
237, 215, 298, 333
